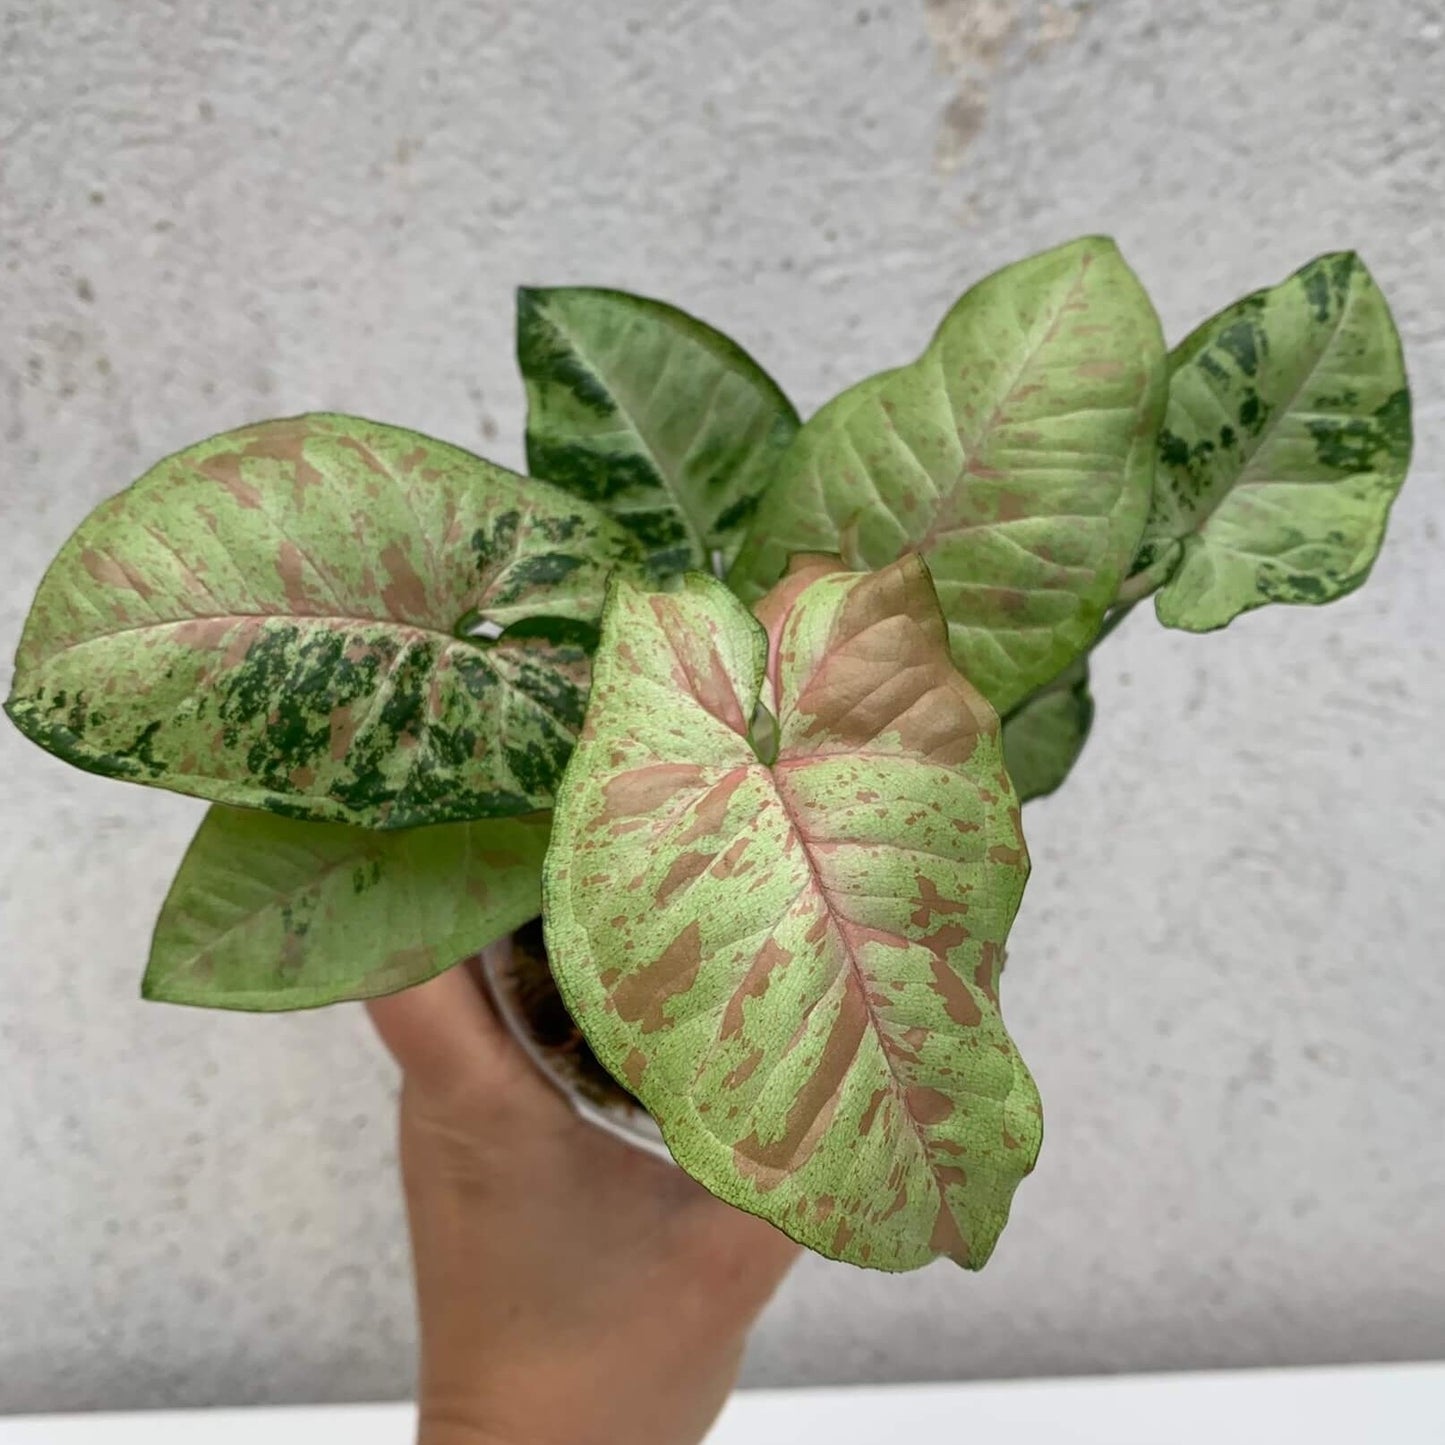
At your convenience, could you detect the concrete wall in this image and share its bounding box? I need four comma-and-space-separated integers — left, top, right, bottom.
3, 0, 1443, 1412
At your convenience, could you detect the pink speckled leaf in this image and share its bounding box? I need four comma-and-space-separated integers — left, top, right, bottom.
4, 414, 638, 828
729, 236, 1167, 716
544, 558, 1039, 1271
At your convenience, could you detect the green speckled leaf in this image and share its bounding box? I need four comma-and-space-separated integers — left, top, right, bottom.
729, 237, 1166, 715
145, 806, 549, 1011
4, 414, 640, 827
545, 558, 1038, 1271
1138, 252, 1411, 632
1001, 657, 1093, 803
518, 287, 800, 578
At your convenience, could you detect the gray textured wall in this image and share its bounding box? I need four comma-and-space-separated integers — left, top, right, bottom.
3, 0, 1443, 1414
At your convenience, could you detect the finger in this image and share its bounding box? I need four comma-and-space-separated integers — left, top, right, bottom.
366, 955, 507, 1095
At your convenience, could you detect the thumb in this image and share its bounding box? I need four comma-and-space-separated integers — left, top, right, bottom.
366, 953, 510, 1096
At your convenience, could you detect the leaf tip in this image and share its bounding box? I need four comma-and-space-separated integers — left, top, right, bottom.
1050, 232, 1124, 269
138, 965, 170, 1004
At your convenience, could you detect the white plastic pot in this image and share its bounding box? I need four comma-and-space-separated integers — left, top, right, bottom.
478, 926, 672, 1163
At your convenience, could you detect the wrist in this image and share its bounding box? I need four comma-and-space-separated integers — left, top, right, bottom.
417, 1394, 573, 1445
416, 1412, 523, 1445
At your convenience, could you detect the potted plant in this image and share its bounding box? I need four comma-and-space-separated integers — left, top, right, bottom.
5, 237, 1411, 1271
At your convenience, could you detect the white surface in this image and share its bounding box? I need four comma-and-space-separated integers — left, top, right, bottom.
2, 1367, 1444, 1444
4, 0, 1445, 1413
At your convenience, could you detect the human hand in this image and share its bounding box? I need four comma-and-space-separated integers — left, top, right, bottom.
367, 955, 800, 1445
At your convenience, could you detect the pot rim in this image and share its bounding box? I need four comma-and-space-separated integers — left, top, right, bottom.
478, 936, 674, 1165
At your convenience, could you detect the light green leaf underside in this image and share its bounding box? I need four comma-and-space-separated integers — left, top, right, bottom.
545, 561, 1038, 1271
1139, 252, 1411, 632
145, 806, 549, 1011
1001, 657, 1094, 803
519, 287, 800, 578
5, 413, 640, 828
729, 236, 1167, 715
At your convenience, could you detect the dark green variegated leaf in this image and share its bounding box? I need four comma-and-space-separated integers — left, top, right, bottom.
1135, 252, 1411, 631
145, 806, 549, 1011
729, 237, 1166, 715
1001, 657, 1093, 803
5, 414, 639, 827
545, 559, 1039, 1272
518, 287, 799, 578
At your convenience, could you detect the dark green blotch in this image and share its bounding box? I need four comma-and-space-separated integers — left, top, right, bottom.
528, 435, 658, 506
470, 511, 522, 577
496, 551, 585, 594
53, 686, 94, 741
123, 719, 168, 778
713, 491, 762, 537
1301, 263, 1335, 324
525, 431, 696, 572
504, 734, 573, 800
516, 291, 622, 422
331, 644, 455, 820
1197, 352, 1231, 386
499, 644, 588, 733
1130, 538, 1168, 575
1159, 430, 1190, 468
1305, 388, 1409, 474
1328, 253, 1358, 302
646, 541, 697, 580
352, 857, 384, 894
209, 623, 548, 829
1215, 319, 1262, 377
1158, 420, 1225, 513
4, 691, 145, 787
536, 511, 587, 545
279, 895, 315, 940
218, 626, 375, 795
259, 794, 325, 823
1373, 388, 1412, 462
496, 616, 601, 652
1269, 572, 1331, 603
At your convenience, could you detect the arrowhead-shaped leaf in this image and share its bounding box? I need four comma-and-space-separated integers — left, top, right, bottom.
518, 287, 800, 578
145, 806, 549, 1010
1137, 252, 1412, 631
728, 237, 1167, 715
4, 414, 639, 827
545, 559, 1039, 1271
1001, 657, 1093, 803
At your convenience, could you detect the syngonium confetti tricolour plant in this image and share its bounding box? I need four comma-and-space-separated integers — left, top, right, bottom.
5, 238, 1412, 1270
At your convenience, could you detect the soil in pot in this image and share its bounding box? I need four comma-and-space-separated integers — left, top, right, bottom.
496, 918, 641, 1115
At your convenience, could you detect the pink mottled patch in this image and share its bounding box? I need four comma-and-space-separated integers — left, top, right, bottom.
379, 542, 430, 620
928, 953, 982, 1028
905, 1086, 954, 1125
602, 764, 709, 819
675, 767, 750, 845
655, 850, 712, 906
719, 938, 791, 1040
612, 921, 703, 1034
